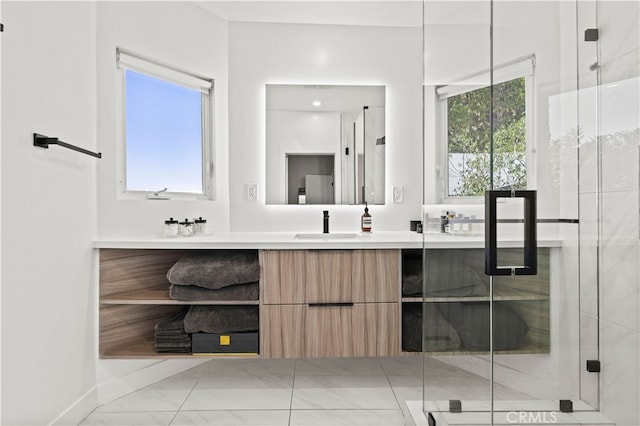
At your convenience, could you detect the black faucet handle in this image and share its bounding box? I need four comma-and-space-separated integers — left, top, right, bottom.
323, 210, 329, 233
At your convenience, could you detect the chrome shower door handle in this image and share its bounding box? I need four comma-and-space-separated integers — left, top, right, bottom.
485, 190, 537, 276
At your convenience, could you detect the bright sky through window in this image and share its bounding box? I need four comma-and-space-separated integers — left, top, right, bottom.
125, 70, 203, 193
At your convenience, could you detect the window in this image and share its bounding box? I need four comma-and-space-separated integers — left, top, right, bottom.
438, 56, 534, 198
117, 49, 214, 198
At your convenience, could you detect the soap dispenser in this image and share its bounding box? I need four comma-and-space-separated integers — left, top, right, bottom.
361, 202, 372, 233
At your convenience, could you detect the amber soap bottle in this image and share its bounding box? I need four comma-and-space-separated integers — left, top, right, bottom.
361, 202, 372, 232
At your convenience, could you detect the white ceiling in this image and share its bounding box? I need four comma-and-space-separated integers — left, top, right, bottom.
266, 84, 385, 113
196, 1, 424, 27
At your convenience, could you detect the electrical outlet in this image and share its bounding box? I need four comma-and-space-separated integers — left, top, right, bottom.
247, 183, 258, 201
392, 186, 403, 203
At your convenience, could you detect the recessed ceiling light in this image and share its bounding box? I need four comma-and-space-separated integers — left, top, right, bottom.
312, 100, 322, 107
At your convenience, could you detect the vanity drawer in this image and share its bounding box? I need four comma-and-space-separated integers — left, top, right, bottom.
305, 302, 399, 358
305, 250, 353, 303
261, 250, 306, 304
261, 249, 400, 304
262, 302, 399, 358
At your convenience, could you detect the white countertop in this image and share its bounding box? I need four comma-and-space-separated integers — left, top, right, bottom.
92, 231, 562, 250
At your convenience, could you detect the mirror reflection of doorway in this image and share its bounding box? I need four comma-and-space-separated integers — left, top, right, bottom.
285, 154, 335, 204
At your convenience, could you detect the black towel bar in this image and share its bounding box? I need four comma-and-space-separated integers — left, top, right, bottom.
33, 133, 102, 159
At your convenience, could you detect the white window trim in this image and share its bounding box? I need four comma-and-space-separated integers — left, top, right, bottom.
438, 55, 536, 202
115, 47, 215, 201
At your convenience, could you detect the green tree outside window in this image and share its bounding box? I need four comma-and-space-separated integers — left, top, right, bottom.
447, 77, 527, 196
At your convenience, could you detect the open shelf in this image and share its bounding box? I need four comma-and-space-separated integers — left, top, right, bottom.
100, 340, 260, 359
401, 248, 550, 356
101, 287, 259, 305
402, 286, 549, 303
99, 248, 263, 359
402, 337, 549, 356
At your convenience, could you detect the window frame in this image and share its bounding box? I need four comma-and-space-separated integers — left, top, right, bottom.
438, 56, 535, 202
116, 48, 215, 201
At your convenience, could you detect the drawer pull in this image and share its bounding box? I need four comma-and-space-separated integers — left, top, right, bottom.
308, 302, 354, 307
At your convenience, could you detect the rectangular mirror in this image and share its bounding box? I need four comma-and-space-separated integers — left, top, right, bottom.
266, 84, 385, 205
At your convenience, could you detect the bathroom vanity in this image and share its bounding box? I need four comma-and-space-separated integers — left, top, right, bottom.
94, 232, 557, 359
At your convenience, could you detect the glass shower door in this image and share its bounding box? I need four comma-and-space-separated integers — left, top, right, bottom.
420, 1, 600, 424
421, 1, 494, 423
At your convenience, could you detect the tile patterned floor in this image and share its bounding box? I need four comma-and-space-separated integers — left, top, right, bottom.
81, 356, 427, 425
80, 356, 607, 426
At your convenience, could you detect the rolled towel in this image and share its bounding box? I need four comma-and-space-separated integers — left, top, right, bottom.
154, 308, 188, 332
167, 251, 260, 290
184, 305, 259, 334
169, 281, 259, 302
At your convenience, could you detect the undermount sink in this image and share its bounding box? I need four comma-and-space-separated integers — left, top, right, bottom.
294, 233, 359, 239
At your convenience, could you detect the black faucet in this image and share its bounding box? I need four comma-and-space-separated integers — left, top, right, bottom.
323, 210, 329, 234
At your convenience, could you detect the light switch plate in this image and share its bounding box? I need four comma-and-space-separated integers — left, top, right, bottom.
247, 183, 258, 201
392, 186, 403, 203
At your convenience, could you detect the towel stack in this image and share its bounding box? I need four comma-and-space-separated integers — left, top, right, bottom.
166, 251, 260, 302
156, 251, 261, 351
154, 309, 191, 353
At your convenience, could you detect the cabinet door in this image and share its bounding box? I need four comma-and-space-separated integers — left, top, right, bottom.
353, 250, 400, 303
305, 303, 400, 358
305, 251, 353, 303
351, 303, 400, 357
261, 305, 305, 358
373, 303, 400, 356
305, 304, 354, 358
261, 250, 306, 304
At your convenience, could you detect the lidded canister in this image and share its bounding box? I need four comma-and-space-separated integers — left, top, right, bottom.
179, 218, 194, 237
194, 217, 207, 235
164, 217, 179, 237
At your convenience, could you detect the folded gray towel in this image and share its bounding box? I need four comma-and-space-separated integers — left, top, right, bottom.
438, 302, 529, 351
154, 335, 191, 344
403, 265, 486, 297
153, 330, 188, 337
167, 251, 260, 290
154, 344, 191, 351
154, 308, 188, 332
402, 303, 461, 352
169, 282, 259, 302
155, 344, 191, 352
154, 329, 189, 338
184, 305, 259, 334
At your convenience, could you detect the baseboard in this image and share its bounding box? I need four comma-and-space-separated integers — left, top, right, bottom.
96, 358, 208, 406
50, 387, 98, 426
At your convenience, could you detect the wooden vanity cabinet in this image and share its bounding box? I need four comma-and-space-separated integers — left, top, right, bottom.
260, 249, 400, 359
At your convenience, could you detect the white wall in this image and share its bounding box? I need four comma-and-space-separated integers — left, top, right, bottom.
96, 2, 230, 239
229, 22, 423, 232
0, 0, 4, 421
94, 1, 228, 400
1, 2, 98, 424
